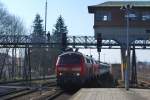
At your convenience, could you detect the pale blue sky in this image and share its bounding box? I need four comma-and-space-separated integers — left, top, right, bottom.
0, 0, 102, 35
0, 0, 150, 63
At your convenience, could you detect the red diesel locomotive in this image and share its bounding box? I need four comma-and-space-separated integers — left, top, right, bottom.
55, 51, 110, 86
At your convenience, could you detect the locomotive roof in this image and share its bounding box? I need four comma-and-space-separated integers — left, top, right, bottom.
59, 52, 110, 66
59, 51, 83, 57
59, 51, 92, 59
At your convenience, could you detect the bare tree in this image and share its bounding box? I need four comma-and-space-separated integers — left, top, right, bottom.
0, 2, 26, 81
0, 3, 25, 35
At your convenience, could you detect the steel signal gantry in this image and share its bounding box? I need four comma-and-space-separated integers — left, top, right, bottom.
0, 34, 150, 49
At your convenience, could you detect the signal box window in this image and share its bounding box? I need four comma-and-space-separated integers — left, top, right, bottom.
142, 12, 150, 21
95, 12, 111, 21
125, 11, 140, 21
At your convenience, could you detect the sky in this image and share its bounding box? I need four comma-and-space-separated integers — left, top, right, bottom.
0, 0, 150, 63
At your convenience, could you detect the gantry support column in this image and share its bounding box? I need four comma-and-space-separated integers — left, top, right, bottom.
28, 47, 31, 82
131, 45, 137, 86
23, 47, 28, 81
126, 46, 131, 90
23, 46, 31, 85
120, 47, 126, 81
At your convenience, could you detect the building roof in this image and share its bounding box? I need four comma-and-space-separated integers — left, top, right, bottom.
88, 1, 150, 13
90, 1, 150, 7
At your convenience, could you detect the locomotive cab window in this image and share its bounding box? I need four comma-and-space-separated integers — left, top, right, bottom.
58, 53, 82, 65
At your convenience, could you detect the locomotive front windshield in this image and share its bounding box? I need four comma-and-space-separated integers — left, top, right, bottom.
58, 53, 82, 65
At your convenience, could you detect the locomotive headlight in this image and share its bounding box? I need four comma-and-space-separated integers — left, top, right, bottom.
59, 72, 62, 76
76, 73, 80, 76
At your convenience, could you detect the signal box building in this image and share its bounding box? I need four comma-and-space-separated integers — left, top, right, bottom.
88, 1, 150, 80
88, 1, 150, 45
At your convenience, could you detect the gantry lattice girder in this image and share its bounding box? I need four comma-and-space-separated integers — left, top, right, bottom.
0, 35, 150, 49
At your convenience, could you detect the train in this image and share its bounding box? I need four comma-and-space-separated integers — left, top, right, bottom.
55, 51, 110, 87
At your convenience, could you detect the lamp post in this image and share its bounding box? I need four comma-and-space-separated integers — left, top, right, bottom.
45, 0, 47, 34
121, 4, 132, 90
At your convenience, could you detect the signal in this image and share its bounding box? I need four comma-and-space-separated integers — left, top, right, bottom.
97, 33, 102, 52
61, 33, 67, 51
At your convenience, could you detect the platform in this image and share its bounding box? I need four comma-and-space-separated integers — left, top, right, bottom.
70, 88, 150, 100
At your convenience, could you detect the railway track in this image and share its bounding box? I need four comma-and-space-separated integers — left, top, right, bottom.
138, 80, 150, 89
6, 86, 65, 100
133, 74, 150, 89
0, 88, 37, 100
0, 75, 56, 85
0, 88, 27, 97
0, 75, 59, 99
0, 81, 58, 100
30, 87, 64, 100
0, 83, 79, 100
